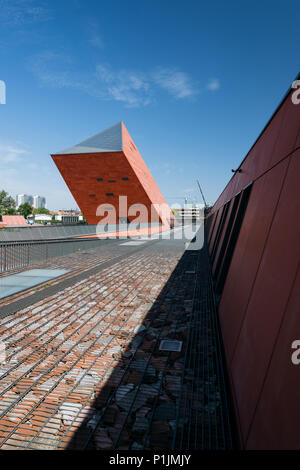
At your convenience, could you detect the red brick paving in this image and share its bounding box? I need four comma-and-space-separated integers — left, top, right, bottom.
0, 242, 183, 449
0, 239, 233, 450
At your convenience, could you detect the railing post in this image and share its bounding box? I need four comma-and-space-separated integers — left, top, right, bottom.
4, 244, 6, 272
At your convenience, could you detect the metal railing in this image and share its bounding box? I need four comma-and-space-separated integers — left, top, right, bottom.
0, 238, 106, 274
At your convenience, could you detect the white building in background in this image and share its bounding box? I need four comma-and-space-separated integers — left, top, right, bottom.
33, 195, 46, 209
34, 214, 52, 223
175, 204, 203, 220
55, 214, 82, 224
16, 194, 33, 208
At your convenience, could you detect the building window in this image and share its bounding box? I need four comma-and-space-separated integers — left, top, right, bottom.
108, 180, 116, 183
130, 140, 136, 151
89, 194, 96, 197
106, 193, 114, 196
122, 177, 129, 181
97, 178, 103, 181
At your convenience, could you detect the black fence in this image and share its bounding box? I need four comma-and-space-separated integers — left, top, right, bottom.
0, 238, 105, 274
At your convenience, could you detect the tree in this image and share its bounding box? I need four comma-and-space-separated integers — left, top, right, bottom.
0, 190, 16, 215
18, 202, 33, 218
32, 207, 50, 215
5, 207, 17, 215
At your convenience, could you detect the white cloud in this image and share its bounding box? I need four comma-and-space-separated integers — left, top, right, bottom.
152, 67, 197, 99
206, 78, 220, 91
0, 0, 52, 26
29, 51, 79, 89
29, 52, 216, 107
96, 65, 151, 107
0, 145, 29, 164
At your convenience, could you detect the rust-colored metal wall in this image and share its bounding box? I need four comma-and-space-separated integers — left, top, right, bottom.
206, 81, 300, 449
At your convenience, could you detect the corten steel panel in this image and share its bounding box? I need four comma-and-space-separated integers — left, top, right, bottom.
218, 160, 289, 363
207, 212, 218, 244
246, 265, 300, 449
234, 107, 285, 190
296, 127, 300, 148
205, 213, 212, 237
231, 150, 300, 445
51, 123, 173, 226
208, 209, 222, 255
207, 212, 216, 243
210, 204, 228, 264
213, 194, 241, 284
212, 200, 233, 275
268, 93, 300, 168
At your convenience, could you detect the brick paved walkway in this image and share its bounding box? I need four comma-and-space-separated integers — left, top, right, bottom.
0, 236, 233, 450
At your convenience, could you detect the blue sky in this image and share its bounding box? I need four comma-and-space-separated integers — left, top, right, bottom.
0, 0, 299, 210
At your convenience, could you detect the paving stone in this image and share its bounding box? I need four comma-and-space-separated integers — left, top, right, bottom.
140, 383, 160, 398
115, 383, 134, 405
37, 378, 57, 392
132, 416, 148, 435
131, 441, 144, 450
130, 336, 143, 349
59, 402, 83, 426
102, 406, 118, 425
93, 427, 113, 449
87, 410, 102, 431
133, 324, 146, 335
0, 238, 230, 451
30, 436, 60, 450
152, 402, 176, 421
117, 388, 148, 413
129, 360, 156, 384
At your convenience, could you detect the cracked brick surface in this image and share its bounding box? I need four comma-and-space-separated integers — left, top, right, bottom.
0, 238, 233, 450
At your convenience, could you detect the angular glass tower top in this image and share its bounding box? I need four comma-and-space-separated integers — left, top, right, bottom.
54, 122, 123, 155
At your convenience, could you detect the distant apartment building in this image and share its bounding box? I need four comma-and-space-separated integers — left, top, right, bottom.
33, 195, 46, 209
55, 214, 82, 224
16, 194, 33, 208
176, 204, 203, 219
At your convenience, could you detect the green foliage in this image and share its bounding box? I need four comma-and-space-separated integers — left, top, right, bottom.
32, 207, 50, 215
18, 202, 33, 218
0, 190, 16, 215
5, 207, 17, 215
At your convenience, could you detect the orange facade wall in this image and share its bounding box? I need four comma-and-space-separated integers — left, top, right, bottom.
51, 123, 173, 226
206, 81, 300, 449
